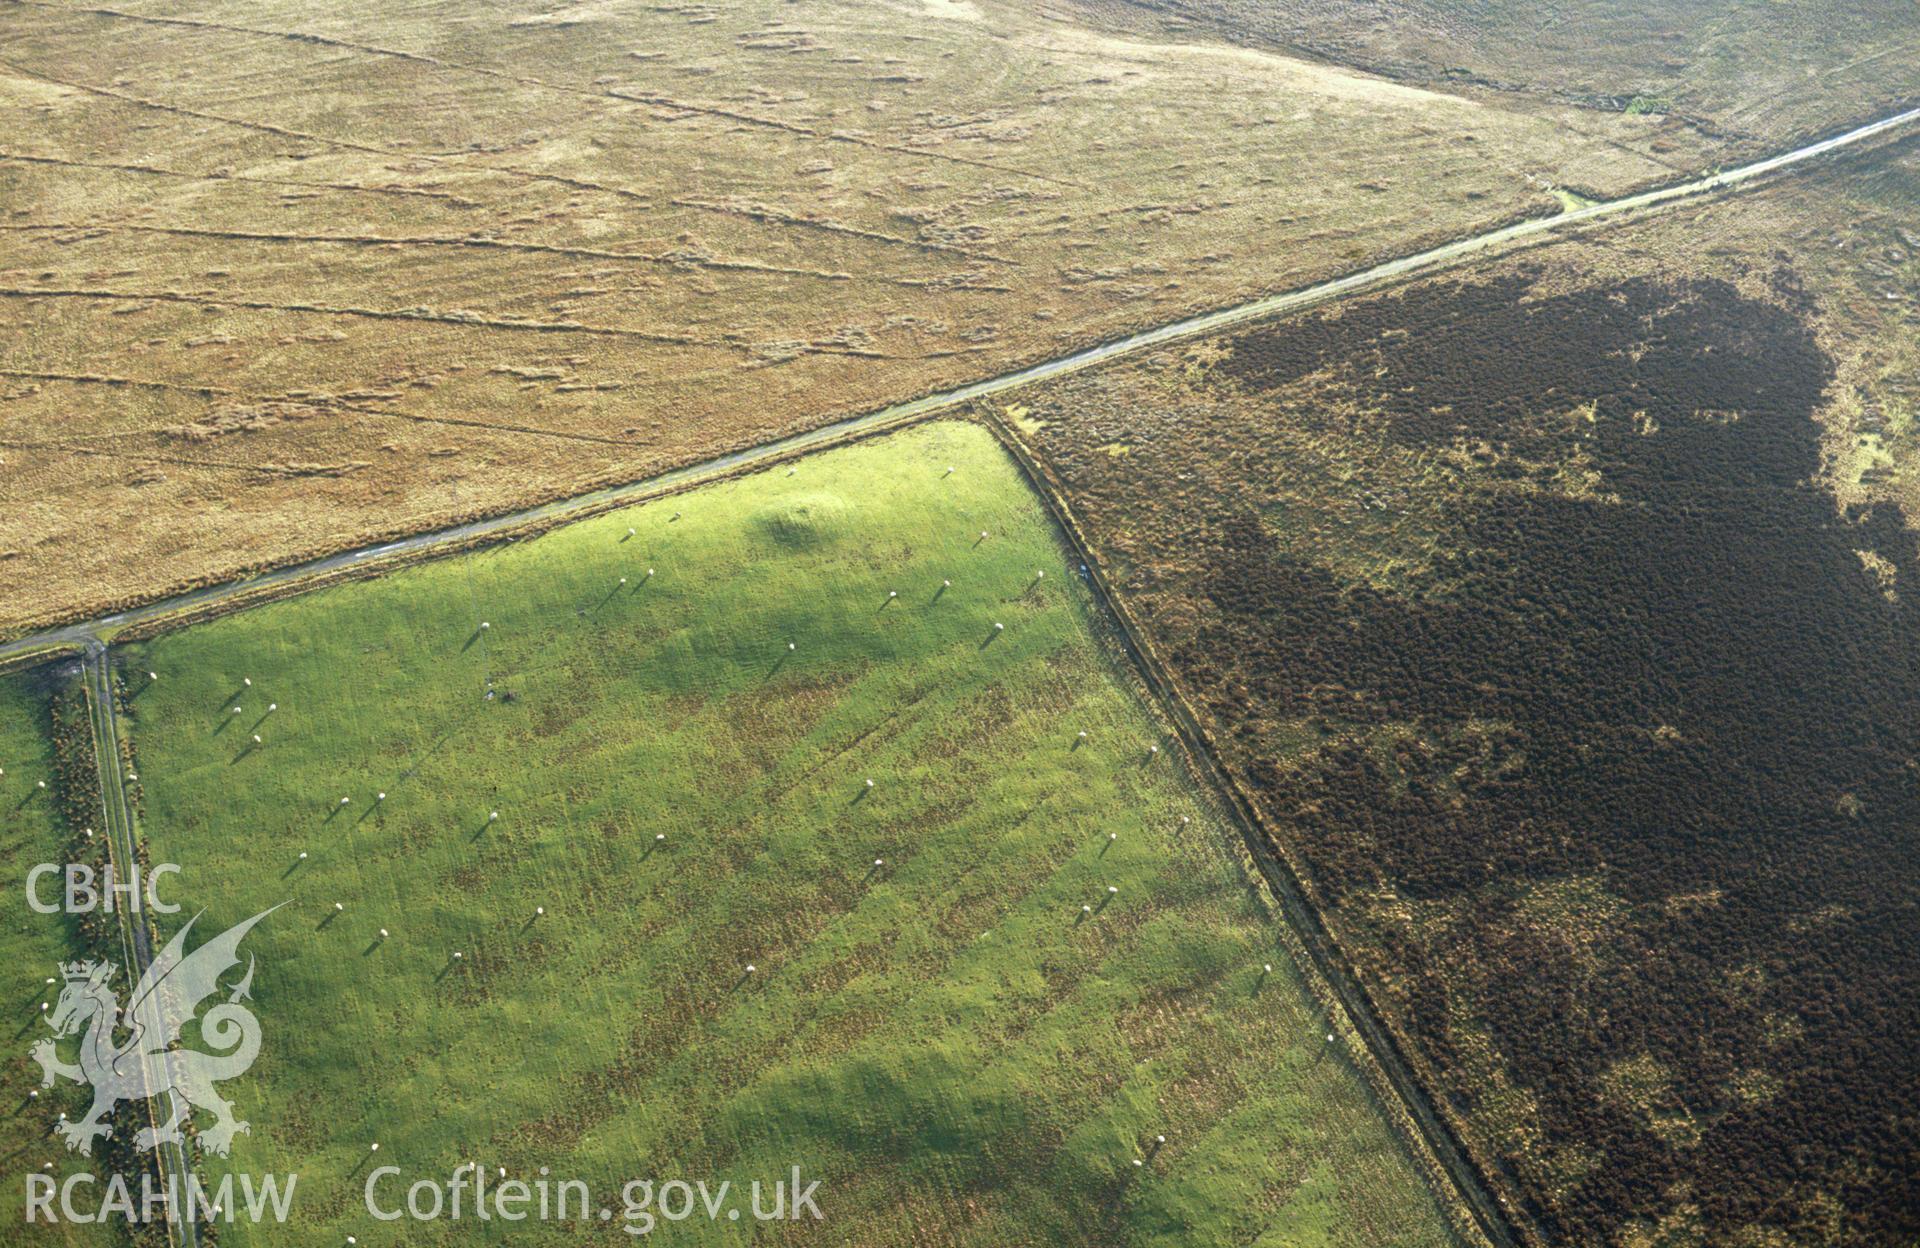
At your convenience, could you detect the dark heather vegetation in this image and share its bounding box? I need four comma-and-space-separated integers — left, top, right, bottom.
1014, 270, 1920, 1247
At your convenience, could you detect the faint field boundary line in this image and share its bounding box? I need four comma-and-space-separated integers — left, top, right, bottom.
2, 104, 1914, 650
0, 366, 233, 395
0, 219, 957, 287
666, 198, 1013, 264
0, 286, 956, 366
0, 287, 969, 361
0, 56, 426, 156
0, 373, 654, 450
0, 285, 722, 347
0, 150, 483, 205
1827, 38, 1920, 77
0, 220, 1013, 286
0, 59, 996, 268
0, 437, 350, 476
4, 0, 1087, 189
981, 408, 1518, 1248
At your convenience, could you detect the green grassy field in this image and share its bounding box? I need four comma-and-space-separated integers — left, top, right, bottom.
0, 665, 101, 1247
120, 420, 1457, 1245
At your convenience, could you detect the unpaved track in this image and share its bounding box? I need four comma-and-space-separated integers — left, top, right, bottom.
6, 100, 1914, 662
3, 100, 1913, 1248
79, 644, 199, 1248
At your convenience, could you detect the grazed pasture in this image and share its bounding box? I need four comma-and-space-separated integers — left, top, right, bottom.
115, 422, 1464, 1246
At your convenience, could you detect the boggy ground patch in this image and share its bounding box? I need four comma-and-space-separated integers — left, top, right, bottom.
1020, 272, 1920, 1247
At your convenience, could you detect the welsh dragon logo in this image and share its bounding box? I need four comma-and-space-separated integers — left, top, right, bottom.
31, 906, 280, 1158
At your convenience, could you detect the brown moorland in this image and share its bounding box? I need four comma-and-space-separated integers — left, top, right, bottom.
0, 0, 1713, 635
1000, 141, 1920, 1248
1060, 0, 1919, 161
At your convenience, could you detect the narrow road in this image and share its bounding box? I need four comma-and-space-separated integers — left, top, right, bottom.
79, 644, 200, 1248
2, 100, 1909, 1248
1, 103, 1914, 663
